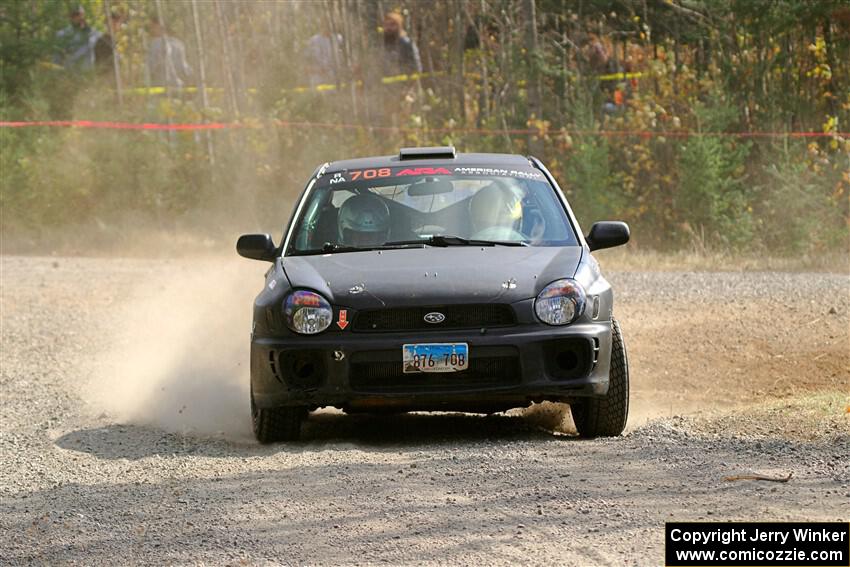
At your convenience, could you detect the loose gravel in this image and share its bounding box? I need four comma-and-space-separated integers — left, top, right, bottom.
1, 256, 848, 566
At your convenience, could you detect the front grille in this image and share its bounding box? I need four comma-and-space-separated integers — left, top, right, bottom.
352, 304, 515, 333
349, 347, 520, 393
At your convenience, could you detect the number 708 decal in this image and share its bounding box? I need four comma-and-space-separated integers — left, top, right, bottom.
350, 168, 391, 180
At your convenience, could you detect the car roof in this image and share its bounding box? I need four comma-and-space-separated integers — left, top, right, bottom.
324, 151, 535, 175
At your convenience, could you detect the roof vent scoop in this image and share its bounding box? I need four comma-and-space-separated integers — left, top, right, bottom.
399, 146, 457, 160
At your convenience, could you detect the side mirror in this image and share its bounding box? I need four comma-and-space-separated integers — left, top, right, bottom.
586, 221, 630, 252
236, 233, 277, 261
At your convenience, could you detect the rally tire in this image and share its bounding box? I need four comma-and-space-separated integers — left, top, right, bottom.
251, 392, 304, 443
571, 318, 629, 438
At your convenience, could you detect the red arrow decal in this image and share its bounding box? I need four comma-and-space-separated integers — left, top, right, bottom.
337, 309, 349, 330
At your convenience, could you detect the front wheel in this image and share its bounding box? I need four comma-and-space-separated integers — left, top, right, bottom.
571, 318, 630, 438
251, 391, 306, 443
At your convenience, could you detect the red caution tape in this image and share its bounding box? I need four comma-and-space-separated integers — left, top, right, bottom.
0, 120, 230, 130
0, 119, 847, 138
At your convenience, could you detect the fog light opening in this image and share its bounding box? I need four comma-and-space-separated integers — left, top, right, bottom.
556, 350, 579, 372
278, 350, 325, 389
294, 360, 316, 379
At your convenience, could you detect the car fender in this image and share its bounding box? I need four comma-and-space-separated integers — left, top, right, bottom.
573, 249, 614, 323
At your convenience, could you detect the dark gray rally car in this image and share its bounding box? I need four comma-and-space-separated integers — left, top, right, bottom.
237, 147, 630, 442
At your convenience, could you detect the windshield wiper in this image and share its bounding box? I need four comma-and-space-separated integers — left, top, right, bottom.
291, 241, 426, 256
287, 243, 376, 256
386, 235, 529, 247
294, 236, 528, 256
432, 235, 530, 247
321, 242, 371, 253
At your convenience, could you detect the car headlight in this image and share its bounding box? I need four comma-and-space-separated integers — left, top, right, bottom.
284, 290, 332, 334
534, 279, 586, 325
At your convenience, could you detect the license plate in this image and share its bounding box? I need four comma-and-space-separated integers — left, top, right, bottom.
402, 343, 469, 373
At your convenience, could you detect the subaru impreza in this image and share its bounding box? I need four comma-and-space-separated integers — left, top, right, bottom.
237, 147, 630, 442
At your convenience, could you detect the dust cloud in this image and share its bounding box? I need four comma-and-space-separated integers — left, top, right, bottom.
84, 256, 257, 440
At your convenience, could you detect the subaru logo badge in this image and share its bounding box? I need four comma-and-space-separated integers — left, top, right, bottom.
424, 312, 446, 324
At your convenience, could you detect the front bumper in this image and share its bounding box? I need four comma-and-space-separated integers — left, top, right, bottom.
251, 321, 613, 412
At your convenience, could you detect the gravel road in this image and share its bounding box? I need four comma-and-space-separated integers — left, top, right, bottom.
1, 255, 848, 565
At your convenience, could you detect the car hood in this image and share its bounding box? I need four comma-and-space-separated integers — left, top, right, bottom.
282, 246, 583, 309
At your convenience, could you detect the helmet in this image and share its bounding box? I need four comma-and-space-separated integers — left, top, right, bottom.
338, 193, 391, 247
469, 182, 523, 234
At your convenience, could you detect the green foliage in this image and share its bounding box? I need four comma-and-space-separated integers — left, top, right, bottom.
676, 135, 753, 248
563, 137, 623, 227
674, 103, 753, 248
0, 0, 103, 101
756, 159, 849, 254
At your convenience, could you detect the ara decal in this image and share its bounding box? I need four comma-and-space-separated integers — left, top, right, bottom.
394, 167, 451, 176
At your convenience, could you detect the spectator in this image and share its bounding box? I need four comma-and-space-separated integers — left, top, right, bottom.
54, 6, 101, 71
582, 35, 628, 114
380, 12, 421, 77
305, 23, 344, 88
146, 16, 192, 90
93, 34, 115, 74
94, 10, 125, 75
94, 9, 124, 74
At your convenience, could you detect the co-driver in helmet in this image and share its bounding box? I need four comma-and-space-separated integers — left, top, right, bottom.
468, 182, 525, 241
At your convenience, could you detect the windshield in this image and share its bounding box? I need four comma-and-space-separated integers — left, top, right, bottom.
286, 165, 578, 255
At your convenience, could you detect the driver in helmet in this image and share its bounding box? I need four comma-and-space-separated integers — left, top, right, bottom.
468, 182, 525, 241
337, 193, 391, 247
